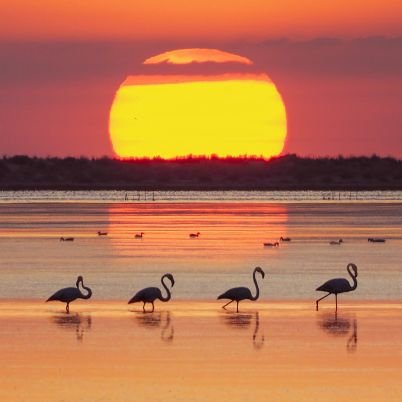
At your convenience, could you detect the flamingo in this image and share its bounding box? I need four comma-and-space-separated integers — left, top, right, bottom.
315, 263, 358, 311
46, 276, 92, 313
280, 237, 291, 242
329, 239, 343, 245
128, 273, 175, 312
217, 267, 265, 312
60, 237, 74, 242
189, 232, 200, 238
263, 242, 279, 247
135, 232, 144, 239
97, 231, 108, 236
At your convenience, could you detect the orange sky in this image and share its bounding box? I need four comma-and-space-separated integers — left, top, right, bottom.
2, 0, 402, 40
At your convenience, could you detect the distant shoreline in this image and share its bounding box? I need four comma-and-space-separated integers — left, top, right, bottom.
1, 154, 401, 191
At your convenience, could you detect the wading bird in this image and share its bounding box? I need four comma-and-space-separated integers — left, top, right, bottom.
189, 232, 200, 238
315, 263, 358, 311
135, 232, 144, 239
217, 267, 265, 312
46, 276, 92, 313
128, 273, 175, 312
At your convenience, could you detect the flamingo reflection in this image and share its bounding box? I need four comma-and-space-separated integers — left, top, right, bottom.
317, 312, 358, 353
221, 311, 265, 350
134, 311, 174, 342
51, 313, 92, 342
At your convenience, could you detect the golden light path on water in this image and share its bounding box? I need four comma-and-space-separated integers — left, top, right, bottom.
109, 49, 287, 159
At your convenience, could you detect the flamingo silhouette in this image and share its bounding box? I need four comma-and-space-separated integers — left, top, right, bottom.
217, 267, 265, 312
128, 273, 175, 312
46, 276, 92, 313
316, 263, 358, 311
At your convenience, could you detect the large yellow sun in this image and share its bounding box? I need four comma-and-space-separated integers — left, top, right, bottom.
109, 48, 287, 159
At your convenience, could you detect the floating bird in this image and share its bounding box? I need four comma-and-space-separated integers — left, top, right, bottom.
128, 273, 175, 312
368, 238, 386, 243
97, 231, 108, 236
280, 236, 291, 242
189, 232, 200, 238
263, 242, 279, 247
329, 239, 343, 245
217, 267, 265, 312
46, 276, 92, 313
135, 232, 145, 239
315, 263, 358, 311
60, 237, 74, 242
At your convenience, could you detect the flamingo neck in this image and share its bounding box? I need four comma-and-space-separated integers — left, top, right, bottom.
251, 270, 260, 301
347, 264, 358, 290
79, 281, 92, 300
160, 275, 172, 302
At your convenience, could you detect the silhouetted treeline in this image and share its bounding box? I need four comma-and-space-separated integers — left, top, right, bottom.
0, 154, 401, 190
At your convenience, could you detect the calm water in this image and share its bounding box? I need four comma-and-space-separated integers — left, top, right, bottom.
0, 198, 401, 301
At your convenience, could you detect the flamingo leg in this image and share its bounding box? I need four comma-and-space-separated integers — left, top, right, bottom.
335, 294, 338, 312
142, 302, 146, 312
66, 302, 70, 314
316, 293, 331, 311
151, 302, 155, 313
222, 300, 233, 310
236, 301, 239, 313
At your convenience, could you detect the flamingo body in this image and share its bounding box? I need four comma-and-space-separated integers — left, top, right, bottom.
46, 276, 92, 313
128, 273, 174, 312
217, 267, 265, 312
316, 263, 358, 311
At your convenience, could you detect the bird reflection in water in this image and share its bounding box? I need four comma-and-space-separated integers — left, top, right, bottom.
318, 312, 358, 353
135, 311, 174, 342
51, 314, 92, 342
221, 311, 265, 350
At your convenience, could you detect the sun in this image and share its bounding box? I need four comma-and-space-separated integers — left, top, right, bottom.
109, 48, 287, 159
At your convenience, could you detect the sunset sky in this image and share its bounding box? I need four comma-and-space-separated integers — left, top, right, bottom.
0, 1, 401, 157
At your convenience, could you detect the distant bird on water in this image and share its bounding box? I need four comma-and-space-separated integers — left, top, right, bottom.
97, 231, 108, 236
264, 242, 279, 247
135, 232, 144, 239
280, 236, 291, 242
329, 239, 343, 245
189, 232, 200, 238
46, 275, 92, 313
315, 263, 358, 311
128, 273, 175, 313
368, 238, 386, 243
60, 237, 74, 242
217, 267, 265, 313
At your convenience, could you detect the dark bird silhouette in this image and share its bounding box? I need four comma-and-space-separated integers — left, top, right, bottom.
263, 242, 279, 247
128, 273, 175, 312
316, 263, 358, 311
46, 276, 92, 313
280, 236, 291, 242
329, 239, 343, 245
368, 237, 386, 243
97, 231, 108, 236
217, 267, 265, 312
189, 232, 200, 238
135, 232, 144, 239
60, 237, 74, 242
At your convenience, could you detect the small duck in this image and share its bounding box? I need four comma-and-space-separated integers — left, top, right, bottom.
329, 239, 343, 245
97, 231, 108, 236
189, 232, 200, 238
263, 242, 279, 247
135, 232, 145, 239
280, 236, 291, 242
60, 237, 74, 242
